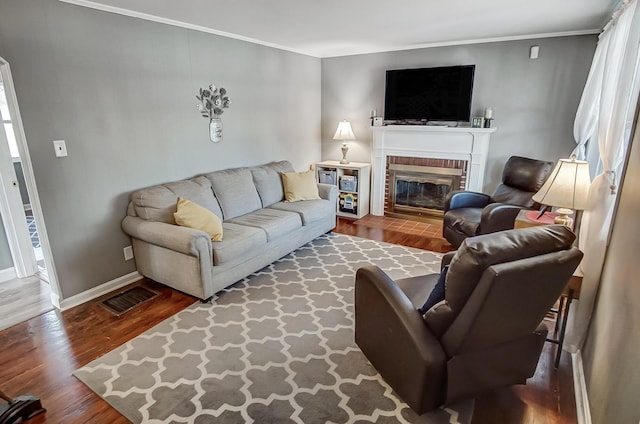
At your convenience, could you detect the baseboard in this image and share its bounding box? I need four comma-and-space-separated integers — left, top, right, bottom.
0, 267, 17, 283
572, 350, 592, 424
59, 271, 143, 311
49, 291, 61, 309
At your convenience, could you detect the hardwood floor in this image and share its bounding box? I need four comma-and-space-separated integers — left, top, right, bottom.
0, 216, 576, 423
334, 215, 455, 254
0, 280, 196, 424
0, 276, 52, 331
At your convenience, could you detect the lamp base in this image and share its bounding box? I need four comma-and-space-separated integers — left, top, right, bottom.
340, 143, 349, 164
554, 208, 574, 229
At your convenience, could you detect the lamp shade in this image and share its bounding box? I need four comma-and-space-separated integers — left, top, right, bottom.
532, 157, 591, 210
333, 120, 356, 141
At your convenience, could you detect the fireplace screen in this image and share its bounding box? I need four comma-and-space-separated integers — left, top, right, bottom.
389, 164, 462, 218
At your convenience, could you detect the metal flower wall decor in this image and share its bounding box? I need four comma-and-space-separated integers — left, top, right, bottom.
196, 84, 231, 143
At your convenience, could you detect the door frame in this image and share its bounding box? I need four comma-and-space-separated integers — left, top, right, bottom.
0, 56, 62, 308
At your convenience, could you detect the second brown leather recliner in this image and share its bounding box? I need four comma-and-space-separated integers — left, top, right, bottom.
355, 225, 582, 414
443, 156, 553, 248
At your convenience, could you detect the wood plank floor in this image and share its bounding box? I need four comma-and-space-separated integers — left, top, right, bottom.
0, 216, 576, 423
0, 280, 196, 424
0, 276, 52, 332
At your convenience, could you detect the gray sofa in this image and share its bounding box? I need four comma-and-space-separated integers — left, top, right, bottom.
122, 161, 338, 300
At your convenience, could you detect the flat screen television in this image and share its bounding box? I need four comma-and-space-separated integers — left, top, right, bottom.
384, 65, 475, 123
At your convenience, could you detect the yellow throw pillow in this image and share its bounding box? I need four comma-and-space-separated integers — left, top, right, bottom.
281, 170, 321, 202
174, 197, 223, 241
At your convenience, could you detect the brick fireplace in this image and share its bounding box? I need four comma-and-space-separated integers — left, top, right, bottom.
370, 125, 496, 217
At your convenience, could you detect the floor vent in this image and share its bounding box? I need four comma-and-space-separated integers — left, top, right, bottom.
99, 286, 158, 316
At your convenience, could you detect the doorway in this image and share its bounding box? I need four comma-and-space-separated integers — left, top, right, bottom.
0, 56, 61, 308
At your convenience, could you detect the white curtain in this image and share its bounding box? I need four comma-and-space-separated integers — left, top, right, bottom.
572, 35, 608, 161
567, 0, 640, 352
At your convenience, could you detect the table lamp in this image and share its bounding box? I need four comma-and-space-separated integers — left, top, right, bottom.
333, 120, 356, 164
531, 156, 591, 228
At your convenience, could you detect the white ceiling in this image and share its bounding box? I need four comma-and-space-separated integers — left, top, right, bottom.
61, 0, 616, 57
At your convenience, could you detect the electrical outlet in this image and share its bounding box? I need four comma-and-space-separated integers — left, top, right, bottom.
123, 245, 134, 261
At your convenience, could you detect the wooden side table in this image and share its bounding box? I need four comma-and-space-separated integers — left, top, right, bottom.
514, 209, 582, 368
514, 209, 558, 229
546, 272, 582, 368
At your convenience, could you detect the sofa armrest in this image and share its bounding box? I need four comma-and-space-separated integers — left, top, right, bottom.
445, 190, 492, 211
122, 216, 212, 259
318, 183, 338, 203
355, 265, 447, 413
478, 203, 524, 234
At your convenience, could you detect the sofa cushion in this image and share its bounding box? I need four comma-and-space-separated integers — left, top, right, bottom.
212, 223, 267, 266
269, 160, 295, 173
268, 199, 333, 225
174, 197, 223, 241
251, 161, 295, 207
205, 168, 262, 220
131, 176, 222, 224
228, 209, 302, 241
281, 170, 321, 202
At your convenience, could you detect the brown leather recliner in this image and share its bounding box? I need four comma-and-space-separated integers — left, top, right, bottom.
443, 156, 554, 248
355, 225, 582, 414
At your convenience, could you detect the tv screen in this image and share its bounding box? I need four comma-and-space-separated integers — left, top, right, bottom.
384, 65, 475, 122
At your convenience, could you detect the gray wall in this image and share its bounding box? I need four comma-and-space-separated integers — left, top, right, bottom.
581, 111, 640, 424
0, 0, 321, 298
0, 212, 12, 270
321, 36, 597, 192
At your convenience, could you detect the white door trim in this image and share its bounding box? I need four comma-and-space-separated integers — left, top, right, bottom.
0, 57, 63, 308
0, 84, 36, 277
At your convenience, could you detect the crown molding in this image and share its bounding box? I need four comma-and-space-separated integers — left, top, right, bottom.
321, 29, 601, 58
58, 0, 601, 58
58, 0, 317, 57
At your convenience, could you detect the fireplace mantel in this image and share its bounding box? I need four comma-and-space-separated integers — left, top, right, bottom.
370, 125, 497, 216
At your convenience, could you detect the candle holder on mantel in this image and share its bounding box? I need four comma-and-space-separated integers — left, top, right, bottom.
483, 107, 493, 128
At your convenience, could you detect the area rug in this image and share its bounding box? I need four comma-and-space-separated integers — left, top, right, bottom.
74, 233, 474, 424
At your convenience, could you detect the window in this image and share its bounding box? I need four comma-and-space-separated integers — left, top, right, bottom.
0, 82, 20, 159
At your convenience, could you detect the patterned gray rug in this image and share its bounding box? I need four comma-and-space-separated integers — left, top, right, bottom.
74, 233, 474, 423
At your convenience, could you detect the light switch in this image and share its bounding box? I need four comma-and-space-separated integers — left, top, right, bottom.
53, 140, 67, 157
